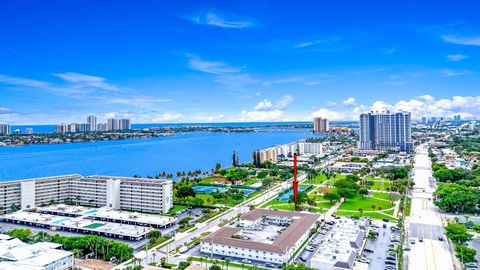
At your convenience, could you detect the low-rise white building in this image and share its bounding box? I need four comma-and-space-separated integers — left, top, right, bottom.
0, 236, 73, 270
200, 209, 319, 264
310, 218, 367, 270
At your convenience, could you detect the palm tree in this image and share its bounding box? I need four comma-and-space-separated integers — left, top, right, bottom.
225, 258, 230, 270
371, 205, 376, 212
358, 208, 364, 215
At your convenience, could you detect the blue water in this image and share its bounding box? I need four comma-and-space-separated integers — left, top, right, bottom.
9, 121, 357, 134
0, 130, 323, 181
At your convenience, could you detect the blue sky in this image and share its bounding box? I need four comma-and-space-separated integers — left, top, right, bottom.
1, 0, 480, 124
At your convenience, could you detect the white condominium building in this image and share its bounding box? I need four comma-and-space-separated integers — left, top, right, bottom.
253, 141, 323, 165
0, 175, 173, 214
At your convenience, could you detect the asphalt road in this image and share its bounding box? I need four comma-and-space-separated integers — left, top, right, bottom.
406, 144, 455, 270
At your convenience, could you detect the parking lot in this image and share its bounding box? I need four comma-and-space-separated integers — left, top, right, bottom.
360, 220, 400, 270
294, 220, 335, 264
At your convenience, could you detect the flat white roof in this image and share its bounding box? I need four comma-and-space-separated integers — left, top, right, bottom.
311, 218, 366, 268
39, 204, 176, 226
1, 210, 151, 237
0, 238, 72, 269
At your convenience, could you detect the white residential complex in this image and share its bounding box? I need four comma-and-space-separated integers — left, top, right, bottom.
200, 209, 319, 264
359, 111, 413, 152
0, 235, 74, 270
253, 141, 323, 165
55, 115, 132, 133
0, 174, 173, 214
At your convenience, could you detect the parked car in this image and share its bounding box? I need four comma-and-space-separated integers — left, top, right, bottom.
383, 218, 389, 222
242, 259, 252, 264
410, 239, 416, 244
419, 237, 423, 242
385, 260, 397, 265
438, 235, 444, 241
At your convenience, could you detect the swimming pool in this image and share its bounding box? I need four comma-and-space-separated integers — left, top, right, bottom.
84, 209, 98, 215
51, 217, 70, 225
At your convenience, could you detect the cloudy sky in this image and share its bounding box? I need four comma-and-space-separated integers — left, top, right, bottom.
1, 0, 479, 124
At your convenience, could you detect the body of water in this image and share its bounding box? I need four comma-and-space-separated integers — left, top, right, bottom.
0, 130, 323, 181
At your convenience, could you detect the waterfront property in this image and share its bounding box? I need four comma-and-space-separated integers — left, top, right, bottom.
0, 234, 74, 270
200, 209, 319, 264
0, 174, 173, 214
253, 141, 323, 165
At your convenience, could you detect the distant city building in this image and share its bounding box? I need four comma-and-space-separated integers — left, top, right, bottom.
55, 123, 67, 134
67, 123, 76, 133
313, 117, 329, 133
421, 117, 427, 124
97, 122, 107, 132
0, 124, 10, 135
13, 129, 21, 135
107, 118, 131, 131
453, 114, 461, 125
75, 123, 89, 132
24, 128, 33, 134
87, 115, 97, 131
359, 111, 413, 152
55, 116, 131, 133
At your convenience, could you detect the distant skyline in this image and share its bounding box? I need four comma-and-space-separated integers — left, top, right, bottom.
1, 1, 480, 124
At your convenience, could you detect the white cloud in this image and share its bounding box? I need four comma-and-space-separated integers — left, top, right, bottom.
308, 95, 480, 121
276, 95, 293, 109
446, 54, 469, 62
342, 97, 356, 106
293, 36, 341, 48
254, 95, 293, 111
254, 99, 273, 111
189, 11, 253, 29
442, 34, 480, 46
187, 55, 242, 74
53, 72, 120, 92
0, 73, 168, 106
239, 109, 285, 121
441, 69, 471, 77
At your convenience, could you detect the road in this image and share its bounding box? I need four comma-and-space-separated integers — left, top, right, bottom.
406, 144, 455, 270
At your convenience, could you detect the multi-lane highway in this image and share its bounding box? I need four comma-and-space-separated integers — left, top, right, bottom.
406, 144, 455, 270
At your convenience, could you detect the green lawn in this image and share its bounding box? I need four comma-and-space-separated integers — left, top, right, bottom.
316, 201, 335, 209
271, 204, 296, 211
337, 195, 393, 211
370, 180, 392, 191
169, 204, 188, 214
373, 191, 400, 201
244, 178, 259, 186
